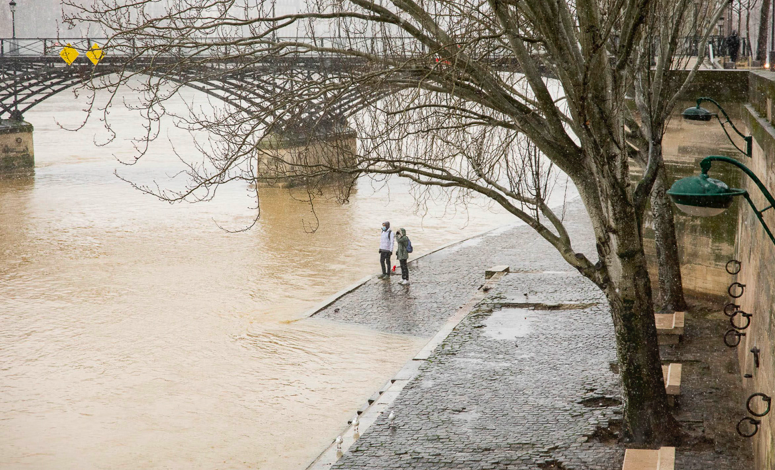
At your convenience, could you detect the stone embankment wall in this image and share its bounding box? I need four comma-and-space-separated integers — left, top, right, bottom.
643, 104, 741, 301
736, 71, 775, 470
0, 120, 34, 172
640, 70, 750, 301
642, 70, 774, 469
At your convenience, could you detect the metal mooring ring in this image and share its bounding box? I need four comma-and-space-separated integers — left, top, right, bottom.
730, 310, 752, 330
724, 329, 745, 347
737, 417, 761, 438
726, 259, 742, 275
728, 282, 746, 298
724, 303, 741, 317
747, 393, 772, 417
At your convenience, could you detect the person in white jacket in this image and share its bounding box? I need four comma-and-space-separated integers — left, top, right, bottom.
378, 221, 395, 279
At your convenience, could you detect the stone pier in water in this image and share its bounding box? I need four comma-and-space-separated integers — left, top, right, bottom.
0, 119, 34, 173
257, 122, 357, 186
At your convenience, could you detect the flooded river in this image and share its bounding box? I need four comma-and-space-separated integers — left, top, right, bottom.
0, 92, 516, 469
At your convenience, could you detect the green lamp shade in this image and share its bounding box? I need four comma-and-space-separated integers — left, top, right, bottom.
667, 174, 745, 217
681, 106, 714, 122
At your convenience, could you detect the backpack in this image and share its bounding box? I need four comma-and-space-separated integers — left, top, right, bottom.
406, 238, 413, 253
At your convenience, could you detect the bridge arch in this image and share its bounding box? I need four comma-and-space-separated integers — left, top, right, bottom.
1, 51, 386, 135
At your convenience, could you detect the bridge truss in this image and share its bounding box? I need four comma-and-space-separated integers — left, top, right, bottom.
0, 37, 399, 132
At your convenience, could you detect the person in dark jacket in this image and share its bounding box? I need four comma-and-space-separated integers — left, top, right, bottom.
727, 31, 740, 64
396, 228, 410, 285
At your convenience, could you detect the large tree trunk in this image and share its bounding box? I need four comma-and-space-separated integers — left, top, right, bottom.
756, 0, 771, 62
631, 138, 688, 313
604, 248, 680, 444
650, 161, 688, 312
581, 170, 680, 445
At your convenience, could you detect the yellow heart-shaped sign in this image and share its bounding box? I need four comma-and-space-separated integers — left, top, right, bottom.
60, 44, 79, 65
86, 43, 104, 65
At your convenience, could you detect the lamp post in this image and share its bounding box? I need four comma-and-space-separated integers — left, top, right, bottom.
667, 155, 775, 246
9, 0, 16, 39
8, 0, 20, 119
682, 97, 753, 157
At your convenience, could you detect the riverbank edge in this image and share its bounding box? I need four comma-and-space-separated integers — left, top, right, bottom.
299, 222, 518, 320
304, 268, 510, 470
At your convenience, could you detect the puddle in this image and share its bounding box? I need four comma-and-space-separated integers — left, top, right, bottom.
482, 308, 534, 340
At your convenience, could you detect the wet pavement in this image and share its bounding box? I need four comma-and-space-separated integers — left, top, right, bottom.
316, 200, 754, 469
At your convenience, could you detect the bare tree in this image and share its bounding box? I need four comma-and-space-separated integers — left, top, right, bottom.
628, 0, 728, 312
757, 0, 771, 61
746, 0, 760, 57
63, 0, 727, 445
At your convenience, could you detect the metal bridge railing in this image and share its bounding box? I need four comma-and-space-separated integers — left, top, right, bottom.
0, 37, 430, 58
0, 38, 112, 57
0, 36, 515, 61
3, 35, 749, 61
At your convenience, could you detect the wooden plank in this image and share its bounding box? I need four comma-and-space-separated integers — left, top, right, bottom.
623, 449, 658, 469
673, 311, 685, 329
622, 447, 675, 470
655, 313, 684, 336
657, 447, 675, 470
665, 364, 682, 395
661, 364, 682, 396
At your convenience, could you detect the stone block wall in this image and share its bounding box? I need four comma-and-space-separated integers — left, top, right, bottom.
256, 130, 357, 187
737, 102, 775, 470
0, 120, 34, 173
639, 98, 745, 302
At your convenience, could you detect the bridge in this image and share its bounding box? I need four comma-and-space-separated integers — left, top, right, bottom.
0, 37, 394, 130
0, 36, 526, 173
0, 36, 531, 130
0, 34, 728, 174
0, 32, 736, 126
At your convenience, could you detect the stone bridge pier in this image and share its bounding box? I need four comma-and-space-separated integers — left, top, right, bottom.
256, 119, 358, 187
0, 119, 34, 173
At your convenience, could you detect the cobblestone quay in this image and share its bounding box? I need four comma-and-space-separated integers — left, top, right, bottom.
315, 200, 598, 337
318, 200, 750, 469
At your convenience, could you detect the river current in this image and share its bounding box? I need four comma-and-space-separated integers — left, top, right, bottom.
0, 92, 516, 469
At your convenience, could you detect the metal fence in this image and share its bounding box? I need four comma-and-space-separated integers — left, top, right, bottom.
679, 35, 752, 58
0, 35, 754, 60
0, 37, 431, 58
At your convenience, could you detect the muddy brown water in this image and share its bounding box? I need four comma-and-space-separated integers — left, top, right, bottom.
0, 92, 534, 469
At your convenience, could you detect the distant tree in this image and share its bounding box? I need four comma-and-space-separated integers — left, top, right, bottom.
745, 0, 760, 56
757, 0, 771, 61
66, 0, 727, 445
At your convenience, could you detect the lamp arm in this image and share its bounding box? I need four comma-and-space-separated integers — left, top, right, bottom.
701, 155, 775, 246
715, 114, 752, 157
743, 193, 775, 246
698, 97, 753, 157
700, 156, 775, 207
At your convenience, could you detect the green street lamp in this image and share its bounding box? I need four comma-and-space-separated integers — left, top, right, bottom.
667, 155, 775, 246
682, 97, 753, 157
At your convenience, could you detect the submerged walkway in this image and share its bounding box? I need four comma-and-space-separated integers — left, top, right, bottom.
313, 201, 752, 469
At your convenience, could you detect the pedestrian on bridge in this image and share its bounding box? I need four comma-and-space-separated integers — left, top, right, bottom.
378, 221, 395, 279
726, 31, 740, 65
